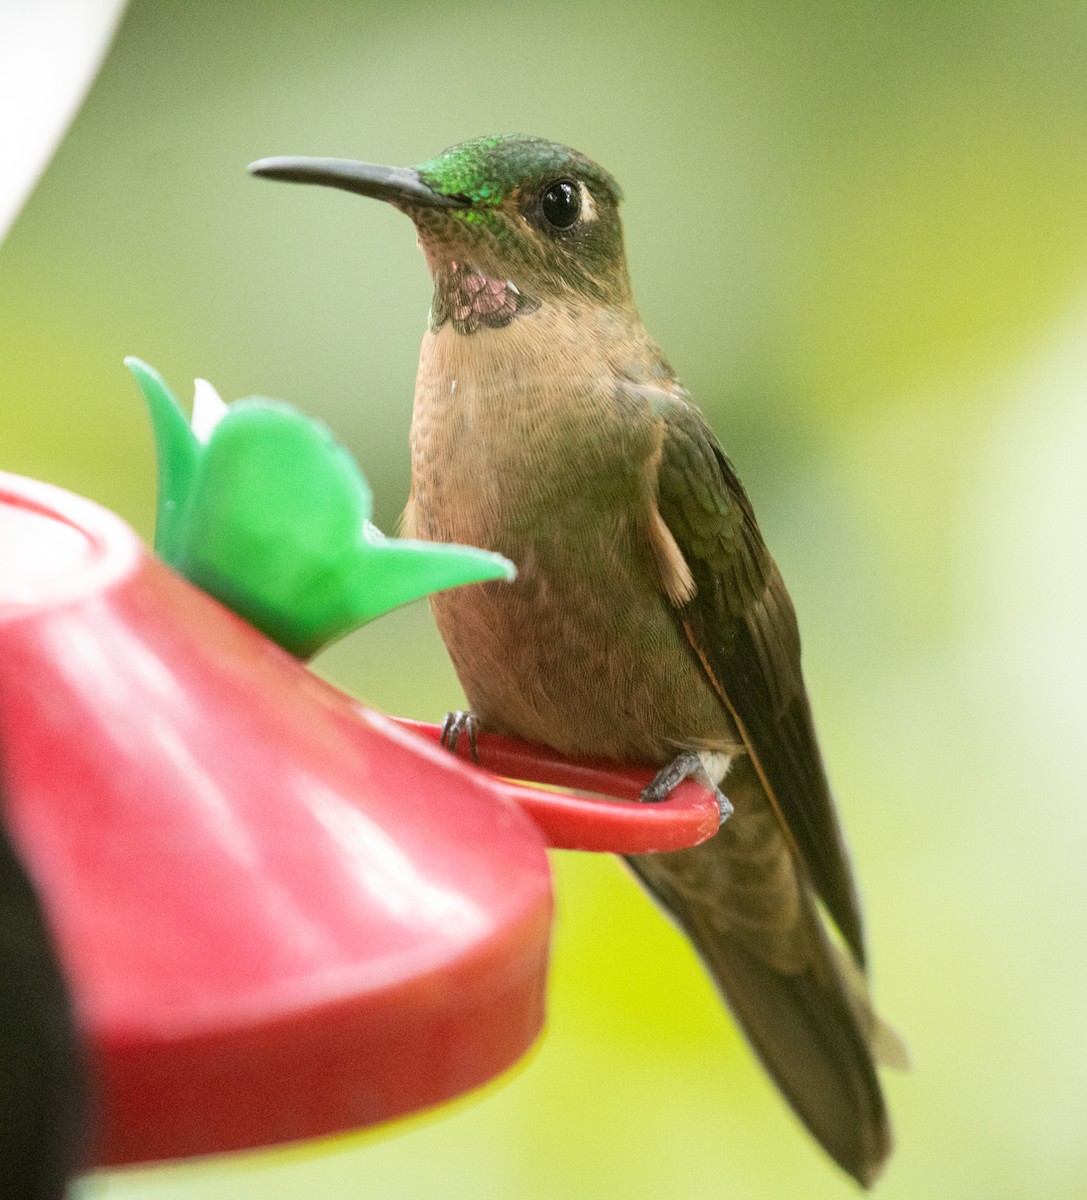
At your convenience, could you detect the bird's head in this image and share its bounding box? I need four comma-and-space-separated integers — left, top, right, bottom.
250, 134, 634, 322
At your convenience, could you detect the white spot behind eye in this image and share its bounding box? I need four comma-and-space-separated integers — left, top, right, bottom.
578, 180, 597, 222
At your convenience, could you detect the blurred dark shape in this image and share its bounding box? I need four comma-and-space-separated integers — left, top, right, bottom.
0, 776, 86, 1199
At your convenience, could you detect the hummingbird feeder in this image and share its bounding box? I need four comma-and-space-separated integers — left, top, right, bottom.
0, 365, 720, 1171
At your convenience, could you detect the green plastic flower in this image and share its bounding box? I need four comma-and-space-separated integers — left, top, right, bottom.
126, 357, 514, 658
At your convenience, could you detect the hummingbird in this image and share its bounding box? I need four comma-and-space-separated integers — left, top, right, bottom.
250, 135, 904, 1186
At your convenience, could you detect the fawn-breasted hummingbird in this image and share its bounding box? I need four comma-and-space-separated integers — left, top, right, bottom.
250, 135, 903, 1186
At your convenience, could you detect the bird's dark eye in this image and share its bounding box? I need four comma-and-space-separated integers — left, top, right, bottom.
540, 179, 581, 230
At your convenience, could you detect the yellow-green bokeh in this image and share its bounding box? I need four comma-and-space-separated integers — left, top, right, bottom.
4, 3, 1087, 1197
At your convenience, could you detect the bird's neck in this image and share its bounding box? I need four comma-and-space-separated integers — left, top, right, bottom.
417, 290, 666, 413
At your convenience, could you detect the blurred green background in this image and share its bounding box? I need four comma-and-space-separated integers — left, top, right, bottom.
4, 1, 1087, 1196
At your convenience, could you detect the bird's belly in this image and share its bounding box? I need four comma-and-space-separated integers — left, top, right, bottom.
428, 521, 737, 764
409, 319, 738, 763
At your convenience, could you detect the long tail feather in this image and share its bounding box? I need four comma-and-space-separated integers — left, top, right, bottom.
625, 761, 895, 1186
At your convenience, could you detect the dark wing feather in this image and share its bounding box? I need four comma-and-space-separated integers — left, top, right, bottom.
654, 398, 867, 965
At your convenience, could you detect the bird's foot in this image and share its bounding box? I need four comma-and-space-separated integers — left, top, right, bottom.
439, 710, 481, 763
641, 750, 734, 825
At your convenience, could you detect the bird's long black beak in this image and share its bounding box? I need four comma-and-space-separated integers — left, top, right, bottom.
247, 156, 467, 210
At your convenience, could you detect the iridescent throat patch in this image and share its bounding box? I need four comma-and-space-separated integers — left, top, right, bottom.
430, 263, 541, 334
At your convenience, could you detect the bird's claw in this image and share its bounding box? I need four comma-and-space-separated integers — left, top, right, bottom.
440, 710, 481, 763
641, 751, 733, 825
711, 789, 734, 824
